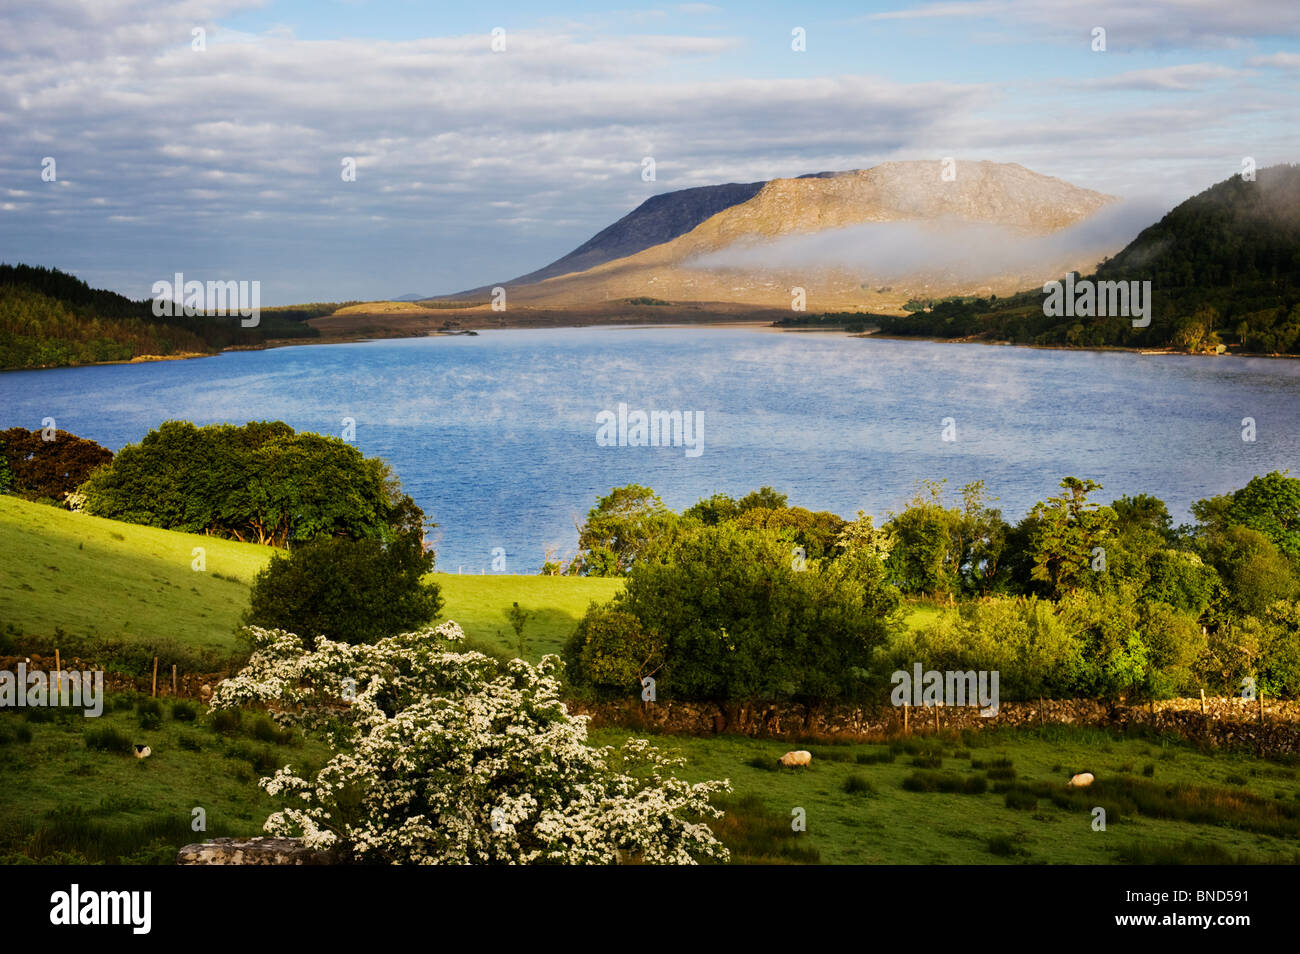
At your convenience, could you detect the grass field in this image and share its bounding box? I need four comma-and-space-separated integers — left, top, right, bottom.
0, 496, 619, 660
3, 697, 1297, 864
587, 725, 1300, 864
0, 694, 331, 864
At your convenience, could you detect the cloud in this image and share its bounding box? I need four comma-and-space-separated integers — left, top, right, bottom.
868, 0, 1300, 49
1082, 63, 1238, 91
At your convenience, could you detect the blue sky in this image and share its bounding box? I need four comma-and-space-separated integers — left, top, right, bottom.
2, 0, 1298, 304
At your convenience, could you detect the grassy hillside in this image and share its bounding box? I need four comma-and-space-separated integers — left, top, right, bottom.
0, 495, 268, 654
0, 495, 618, 659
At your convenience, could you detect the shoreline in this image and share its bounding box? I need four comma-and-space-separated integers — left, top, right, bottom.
5, 316, 1299, 373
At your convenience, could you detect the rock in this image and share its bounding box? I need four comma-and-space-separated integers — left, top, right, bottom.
177, 837, 341, 865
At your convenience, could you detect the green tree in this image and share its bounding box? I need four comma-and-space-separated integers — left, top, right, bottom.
563, 603, 663, 696
573, 484, 678, 576
1021, 478, 1117, 599
1204, 525, 1300, 618
243, 531, 442, 647
78, 420, 424, 547
1194, 471, 1300, 565
611, 523, 895, 703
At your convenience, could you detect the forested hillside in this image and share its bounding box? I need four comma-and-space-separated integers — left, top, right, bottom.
0, 264, 325, 370
868, 164, 1300, 353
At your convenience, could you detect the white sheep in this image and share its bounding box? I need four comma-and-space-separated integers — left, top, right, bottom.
1067, 772, 1094, 787
134, 745, 152, 760
778, 750, 812, 768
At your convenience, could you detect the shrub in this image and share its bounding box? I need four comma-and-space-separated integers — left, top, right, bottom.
206, 709, 241, 735
248, 714, 293, 745
1004, 788, 1038, 811
243, 531, 441, 646
842, 774, 875, 796
84, 726, 133, 754
208, 621, 731, 864
987, 835, 1019, 857
170, 700, 199, 722
902, 771, 987, 794
562, 603, 662, 696
706, 794, 821, 865
856, 750, 895, 765
610, 522, 896, 704
136, 697, 163, 731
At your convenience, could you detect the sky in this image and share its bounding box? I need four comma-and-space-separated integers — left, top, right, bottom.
1, 0, 1298, 305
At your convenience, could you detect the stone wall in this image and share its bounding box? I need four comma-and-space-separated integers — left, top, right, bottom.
569, 696, 1300, 756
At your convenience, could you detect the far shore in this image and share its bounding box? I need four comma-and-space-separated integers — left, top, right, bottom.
6, 307, 1299, 373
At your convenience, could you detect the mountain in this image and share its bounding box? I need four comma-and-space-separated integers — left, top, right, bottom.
871, 164, 1300, 353
441, 160, 1120, 312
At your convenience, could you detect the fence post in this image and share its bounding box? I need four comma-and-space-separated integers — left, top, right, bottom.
903, 703, 909, 735
933, 704, 940, 735
54, 648, 61, 696
1259, 691, 1264, 725
172, 664, 178, 696
152, 657, 158, 697
1200, 688, 1206, 715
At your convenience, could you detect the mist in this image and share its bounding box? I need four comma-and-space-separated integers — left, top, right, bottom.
685, 198, 1174, 281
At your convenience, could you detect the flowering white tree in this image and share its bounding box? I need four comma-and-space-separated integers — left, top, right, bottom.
210, 621, 730, 865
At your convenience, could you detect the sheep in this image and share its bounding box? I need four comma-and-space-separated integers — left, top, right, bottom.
134, 745, 152, 760
778, 750, 812, 768
1067, 772, 1094, 787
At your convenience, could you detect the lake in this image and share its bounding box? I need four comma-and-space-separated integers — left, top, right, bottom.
2, 326, 1298, 572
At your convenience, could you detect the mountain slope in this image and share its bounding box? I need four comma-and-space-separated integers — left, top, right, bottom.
445, 160, 1119, 313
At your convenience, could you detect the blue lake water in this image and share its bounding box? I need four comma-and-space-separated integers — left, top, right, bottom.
2, 326, 1298, 572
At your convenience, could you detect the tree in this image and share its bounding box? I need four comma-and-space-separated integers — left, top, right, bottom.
611, 523, 895, 703
78, 420, 425, 547
209, 622, 730, 865
732, 505, 846, 563
1111, 494, 1173, 539
573, 484, 678, 576
1194, 471, 1300, 565
563, 603, 663, 696
506, 601, 531, 659
243, 531, 442, 646
1204, 526, 1300, 618
0, 427, 112, 502
1021, 478, 1117, 599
